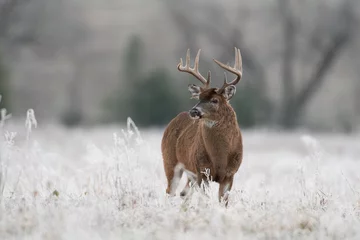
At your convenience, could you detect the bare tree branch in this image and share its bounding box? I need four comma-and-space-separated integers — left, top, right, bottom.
295, 32, 350, 114
279, 0, 355, 128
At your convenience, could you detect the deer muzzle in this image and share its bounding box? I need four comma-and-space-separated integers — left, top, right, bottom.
189, 107, 203, 119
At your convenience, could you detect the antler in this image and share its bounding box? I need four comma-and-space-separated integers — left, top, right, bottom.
177, 49, 211, 89
213, 47, 243, 93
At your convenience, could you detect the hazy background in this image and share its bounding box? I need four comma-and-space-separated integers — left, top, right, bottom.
0, 0, 359, 132
1, 2, 360, 238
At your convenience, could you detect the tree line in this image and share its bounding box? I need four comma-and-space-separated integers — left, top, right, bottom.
0, 0, 359, 131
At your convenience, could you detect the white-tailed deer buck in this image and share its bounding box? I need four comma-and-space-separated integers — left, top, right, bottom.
161, 47, 243, 205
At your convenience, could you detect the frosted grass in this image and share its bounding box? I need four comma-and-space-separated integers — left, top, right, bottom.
0, 117, 359, 239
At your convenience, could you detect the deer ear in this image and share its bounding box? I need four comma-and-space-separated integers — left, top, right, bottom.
188, 84, 201, 99
223, 85, 236, 100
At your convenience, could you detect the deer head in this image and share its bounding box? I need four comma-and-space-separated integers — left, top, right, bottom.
177, 48, 243, 121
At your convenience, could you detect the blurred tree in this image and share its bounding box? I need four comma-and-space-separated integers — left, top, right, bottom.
0, 0, 30, 110
60, 77, 83, 127
277, 0, 356, 128
2, 0, 88, 127
107, 35, 181, 127
40, 0, 89, 127
0, 0, 39, 55
123, 35, 144, 84
0, 54, 9, 110
108, 35, 145, 122
231, 80, 273, 128
128, 68, 181, 126
0, 0, 22, 39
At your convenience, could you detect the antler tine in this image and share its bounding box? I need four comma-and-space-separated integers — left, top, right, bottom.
213, 47, 243, 93
186, 49, 191, 68
194, 49, 200, 71
177, 49, 210, 88
223, 72, 227, 85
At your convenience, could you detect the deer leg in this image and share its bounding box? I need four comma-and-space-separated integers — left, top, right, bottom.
165, 163, 183, 196
180, 169, 198, 197
219, 175, 234, 207
180, 179, 190, 197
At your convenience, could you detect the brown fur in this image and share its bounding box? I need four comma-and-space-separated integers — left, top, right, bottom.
161, 88, 243, 205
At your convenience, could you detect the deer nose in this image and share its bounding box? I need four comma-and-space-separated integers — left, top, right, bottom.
189, 108, 201, 118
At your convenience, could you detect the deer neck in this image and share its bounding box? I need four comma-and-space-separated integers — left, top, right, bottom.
199, 109, 239, 164
203, 119, 218, 128
200, 107, 238, 139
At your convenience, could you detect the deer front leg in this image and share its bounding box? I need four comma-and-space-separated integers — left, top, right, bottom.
180, 178, 195, 197
215, 164, 226, 183
165, 163, 184, 196
219, 175, 234, 207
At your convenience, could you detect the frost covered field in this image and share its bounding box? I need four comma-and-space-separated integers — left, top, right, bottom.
0, 117, 360, 240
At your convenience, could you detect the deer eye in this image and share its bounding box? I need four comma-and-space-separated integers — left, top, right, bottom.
210, 98, 219, 104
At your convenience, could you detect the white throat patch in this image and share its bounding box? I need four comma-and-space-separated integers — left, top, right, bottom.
203, 119, 217, 128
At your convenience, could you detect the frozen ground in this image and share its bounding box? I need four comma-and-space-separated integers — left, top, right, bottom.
0, 118, 360, 240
